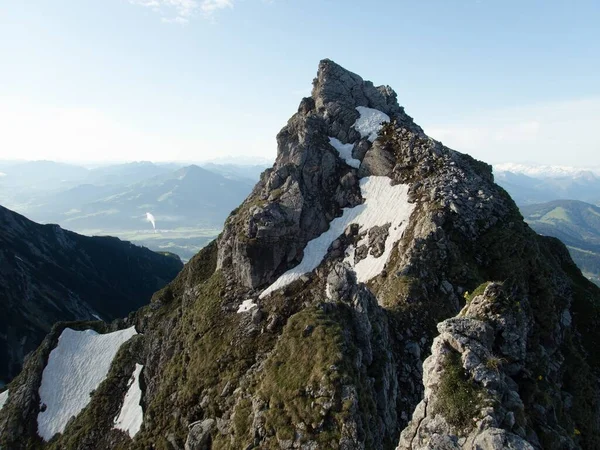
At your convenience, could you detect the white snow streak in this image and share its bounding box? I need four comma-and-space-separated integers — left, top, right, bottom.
114, 363, 144, 438
353, 106, 390, 141
237, 299, 258, 313
260, 176, 414, 298
37, 327, 138, 441
328, 137, 361, 168
0, 390, 8, 410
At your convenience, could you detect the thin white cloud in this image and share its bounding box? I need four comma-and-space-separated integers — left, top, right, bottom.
161, 15, 190, 24
200, 0, 233, 14
130, 0, 234, 23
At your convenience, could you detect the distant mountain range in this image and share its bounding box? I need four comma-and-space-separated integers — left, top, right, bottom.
0, 204, 183, 385
200, 162, 268, 183
26, 164, 252, 231
521, 199, 600, 286
85, 161, 177, 186
494, 163, 600, 206
494, 163, 600, 178
0, 160, 266, 260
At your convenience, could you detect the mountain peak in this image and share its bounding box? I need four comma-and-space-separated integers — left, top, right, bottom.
312, 58, 365, 106
310, 59, 407, 124
173, 164, 212, 178
217, 60, 481, 291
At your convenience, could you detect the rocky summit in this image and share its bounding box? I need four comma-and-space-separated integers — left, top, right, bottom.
1, 59, 600, 450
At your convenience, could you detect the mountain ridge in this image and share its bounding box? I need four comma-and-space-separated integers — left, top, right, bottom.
521, 199, 600, 286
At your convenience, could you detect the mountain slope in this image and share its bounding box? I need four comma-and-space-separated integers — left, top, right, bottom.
0, 205, 183, 385
2, 60, 600, 450
521, 200, 600, 286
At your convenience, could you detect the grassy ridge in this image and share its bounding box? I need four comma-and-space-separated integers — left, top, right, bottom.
522, 200, 600, 286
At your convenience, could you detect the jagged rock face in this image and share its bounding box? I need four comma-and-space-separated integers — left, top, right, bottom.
0, 205, 183, 386
397, 283, 535, 450
2, 59, 600, 450
216, 59, 421, 291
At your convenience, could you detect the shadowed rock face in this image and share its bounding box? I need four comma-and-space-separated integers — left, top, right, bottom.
0, 204, 183, 385
2, 59, 600, 450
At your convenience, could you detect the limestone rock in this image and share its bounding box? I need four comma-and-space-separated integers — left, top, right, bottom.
185, 419, 215, 450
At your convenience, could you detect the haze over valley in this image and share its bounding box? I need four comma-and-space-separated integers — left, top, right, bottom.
0, 160, 268, 261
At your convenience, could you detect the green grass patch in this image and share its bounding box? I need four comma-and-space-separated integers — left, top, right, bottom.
464, 281, 491, 303
434, 351, 483, 431
258, 307, 347, 447
540, 206, 570, 224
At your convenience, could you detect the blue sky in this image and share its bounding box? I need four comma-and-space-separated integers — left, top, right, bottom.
0, 0, 599, 166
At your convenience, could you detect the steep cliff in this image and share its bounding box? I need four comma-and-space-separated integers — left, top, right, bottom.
1, 60, 599, 450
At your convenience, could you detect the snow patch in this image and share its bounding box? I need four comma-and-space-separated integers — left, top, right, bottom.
260, 176, 414, 298
346, 224, 408, 283
353, 106, 390, 141
37, 326, 138, 441
237, 299, 257, 313
329, 137, 360, 168
114, 364, 144, 438
0, 390, 8, 410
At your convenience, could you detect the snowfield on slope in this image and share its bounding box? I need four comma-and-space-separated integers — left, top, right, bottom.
260, 176, 414, 298
37, 326, 138, 441
329, 137, 361, 168
114, 363, 144, 438
353, 106, 390, 141
0, 389, 8, 410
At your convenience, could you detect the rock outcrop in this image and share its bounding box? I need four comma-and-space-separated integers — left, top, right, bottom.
398, 283, 537, 450
1, 59, 599, 450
